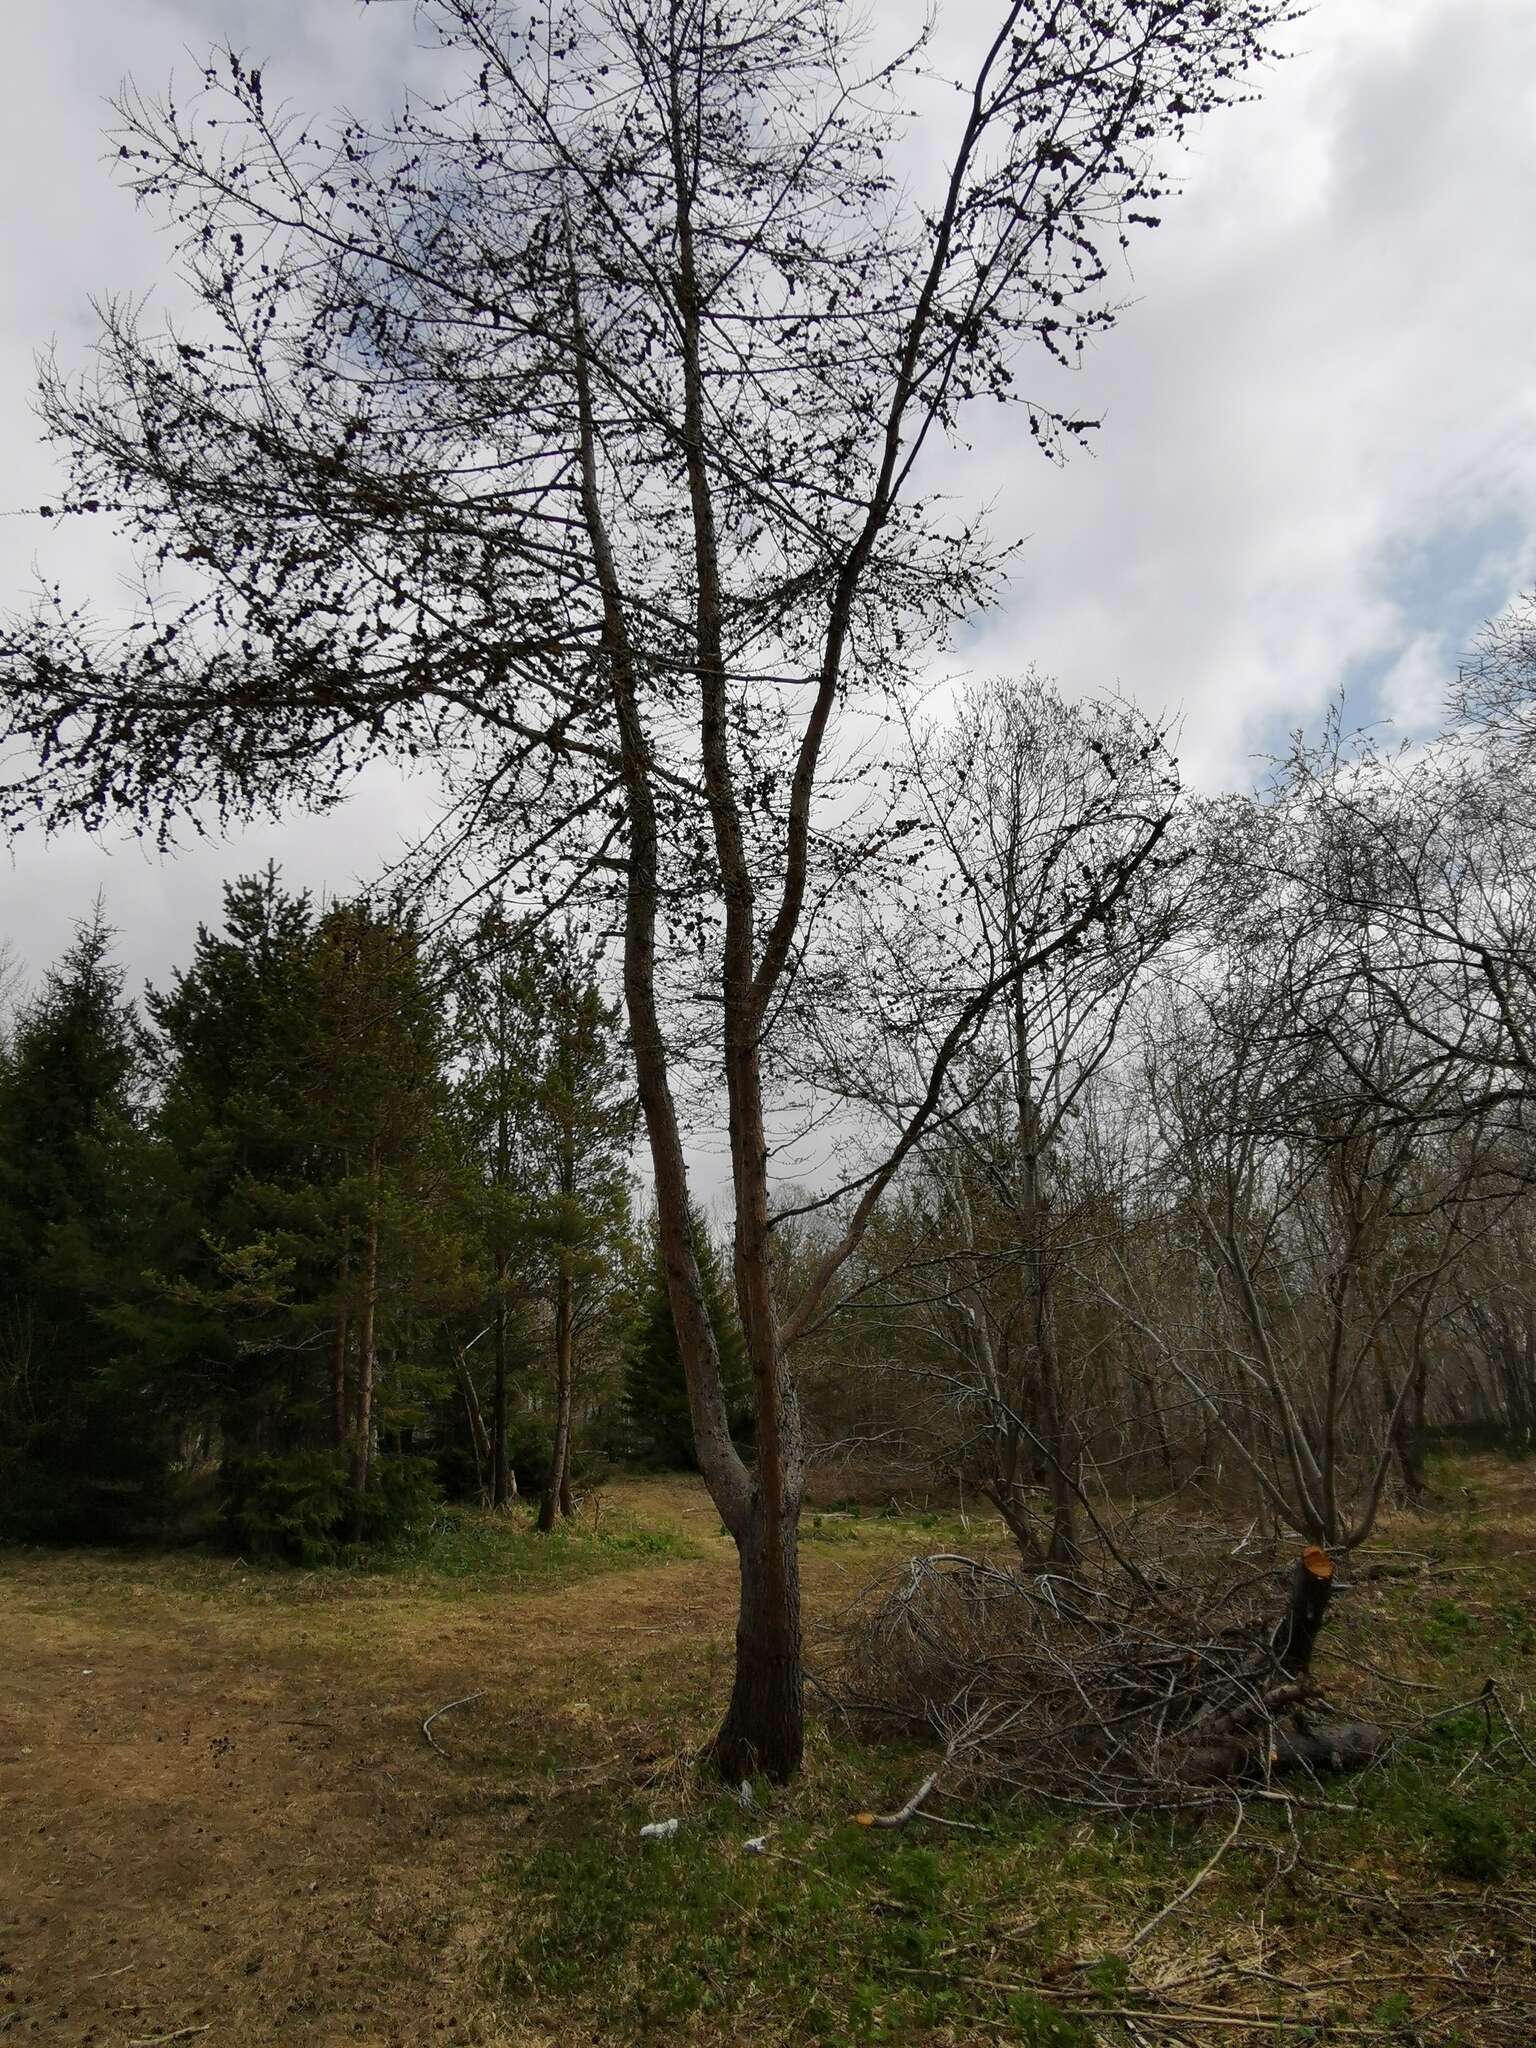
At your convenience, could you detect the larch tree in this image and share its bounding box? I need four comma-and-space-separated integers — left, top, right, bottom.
1, 0, 1294, 1776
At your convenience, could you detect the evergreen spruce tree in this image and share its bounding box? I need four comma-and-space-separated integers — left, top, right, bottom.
145, 874, 466, 1556
622, 1209, 749, 1470
300, 896, 465, 1544
141, 867, 318, 1464
0, 903, 159, 1537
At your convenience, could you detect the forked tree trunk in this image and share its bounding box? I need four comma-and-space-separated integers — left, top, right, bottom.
572, 246, 801, 1778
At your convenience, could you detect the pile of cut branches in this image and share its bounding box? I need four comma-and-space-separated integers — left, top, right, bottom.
837, 1542, 1383, 1813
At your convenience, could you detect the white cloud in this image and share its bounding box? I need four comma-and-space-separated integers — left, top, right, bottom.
3, 0, 1534, 989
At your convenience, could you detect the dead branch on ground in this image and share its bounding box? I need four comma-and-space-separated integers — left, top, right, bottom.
839, 1540, 1385, 1812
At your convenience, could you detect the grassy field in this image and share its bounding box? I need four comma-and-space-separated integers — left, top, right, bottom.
3, 1460, 1535, 2046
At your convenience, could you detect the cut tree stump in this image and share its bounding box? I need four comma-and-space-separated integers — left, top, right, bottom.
1178, 1547, 1383, 1785
1271, 1545, 1335, 1677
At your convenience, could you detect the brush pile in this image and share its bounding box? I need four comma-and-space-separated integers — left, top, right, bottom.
838, 1541, 1383, 1812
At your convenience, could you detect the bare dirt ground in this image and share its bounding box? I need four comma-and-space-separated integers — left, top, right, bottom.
0, 1479, 878, 2048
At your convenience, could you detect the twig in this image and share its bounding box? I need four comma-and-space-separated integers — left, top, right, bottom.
126, 2029, 213, 2047
855, 1703, 995, 1828
421, 1689, 487, 1757
1127, 1794, 1245, 1950
890, 1969, 1393, 2035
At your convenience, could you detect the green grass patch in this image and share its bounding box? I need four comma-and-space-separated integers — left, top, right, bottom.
491, 1732, 1261, 2045
486, 1562, 1536, 2048
387, 1499, 693, 1586
0, 1495, 694, 1616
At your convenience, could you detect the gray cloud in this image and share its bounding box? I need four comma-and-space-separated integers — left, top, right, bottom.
3, 0, 1533, 995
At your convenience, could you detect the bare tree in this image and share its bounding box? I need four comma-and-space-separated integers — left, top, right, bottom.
1267, 703, 1536, 1146
801, 678, 1183, 1561
1, 0, 1291, 1776
1113, 795, 1490, 1548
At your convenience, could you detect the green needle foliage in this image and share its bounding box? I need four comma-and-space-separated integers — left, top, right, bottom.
622, 1208, 750, 1470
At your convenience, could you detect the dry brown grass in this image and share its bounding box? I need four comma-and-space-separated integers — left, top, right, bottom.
3, 1464, 1534, 2047
0, 1476, 954, 2047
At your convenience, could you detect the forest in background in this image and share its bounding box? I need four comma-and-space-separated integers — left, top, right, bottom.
0, 867, 754, 1553
7, 626, 1536, 1586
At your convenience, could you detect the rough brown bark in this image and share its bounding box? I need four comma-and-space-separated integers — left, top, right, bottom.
709, 1500, 804, 1783
667, 55, 808, 1779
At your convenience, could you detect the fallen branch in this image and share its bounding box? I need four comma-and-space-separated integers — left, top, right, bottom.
856, 1770, 940, 1830
854, 1706, 999, 1829
1127, 1794, 1245, 1950
422, 1690, 487, 1758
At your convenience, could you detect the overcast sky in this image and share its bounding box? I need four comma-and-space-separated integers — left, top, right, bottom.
2, 0, 1534, 1003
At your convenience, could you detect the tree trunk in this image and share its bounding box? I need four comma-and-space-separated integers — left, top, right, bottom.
492, 1074, 514, 1507
350, 1210, 378, 1544
454, 1345, 492, 1505
572, 256, 779, 1773
1271, 1545, 1335, 1677
710, 1497, 804, 1783
1045, 1455, 1079, 1566
492, 1268, 514, 1507
538, 1260, 575, 1533
1396, 1343, 1429, 1504
330, 1307, 350, 1452
330, 1226, 351, 1451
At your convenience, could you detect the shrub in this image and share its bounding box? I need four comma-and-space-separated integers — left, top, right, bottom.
1428, 1794, 1511, 1883
225, 1448, 442, 1562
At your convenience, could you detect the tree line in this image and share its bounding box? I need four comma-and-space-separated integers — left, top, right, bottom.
793, 642, 1536, 1567
0, 873, 751, 1553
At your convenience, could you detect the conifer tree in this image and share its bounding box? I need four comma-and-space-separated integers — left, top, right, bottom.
623, 1209, 749, 1471
0, 904, 157, 1536
142, 867, 318, 1460
145, 876, 466, 1554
